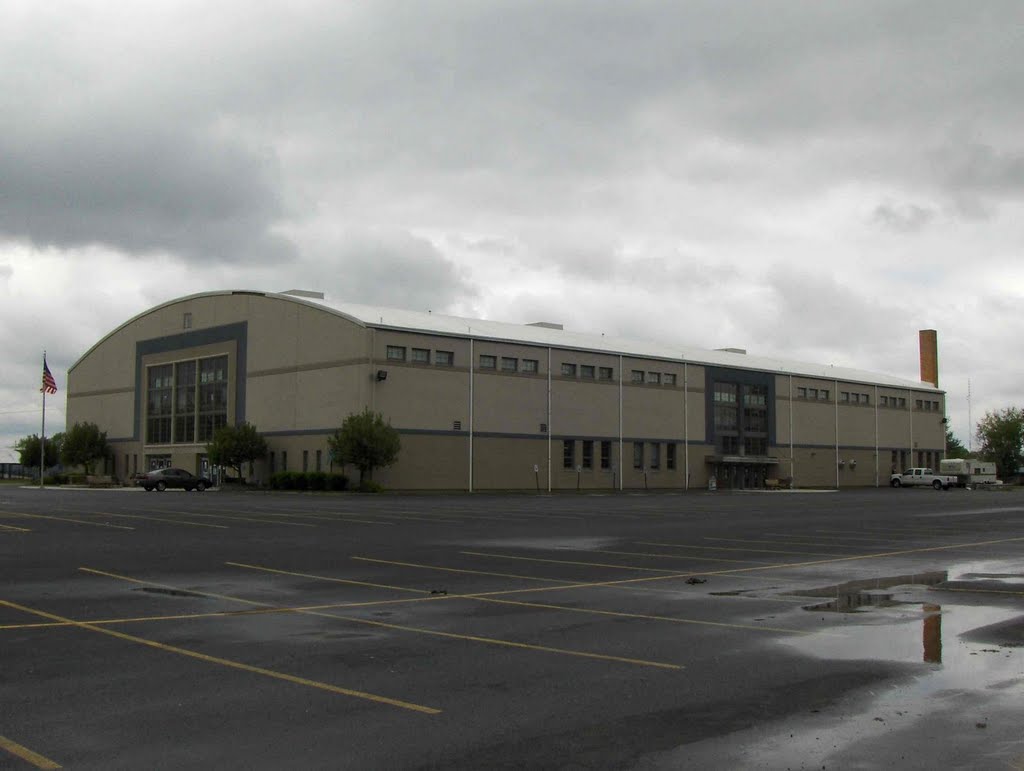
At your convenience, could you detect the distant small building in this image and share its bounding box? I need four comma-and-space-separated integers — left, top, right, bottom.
66, 290, 946, 490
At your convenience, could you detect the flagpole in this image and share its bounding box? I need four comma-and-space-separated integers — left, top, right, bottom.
40, 351, 46, 489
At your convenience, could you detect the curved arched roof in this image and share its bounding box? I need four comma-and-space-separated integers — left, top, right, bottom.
70, 289, 939, 391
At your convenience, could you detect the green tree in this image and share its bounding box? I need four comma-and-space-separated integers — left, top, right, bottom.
60, 422, 110, 474
15, 433, 62, 470
976, 407, 1024, 479
328, 409, 401, 485
944, 427, 970, 459
206, 422, 268, 481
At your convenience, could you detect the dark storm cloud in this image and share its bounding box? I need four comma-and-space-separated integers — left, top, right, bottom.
0, 122, 295, 263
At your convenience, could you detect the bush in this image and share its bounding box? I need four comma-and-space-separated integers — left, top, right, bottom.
67, 473, 87, 485
270, 471, 348, 491
357, 480, 384, 493
43, 474, 65, 486
270, 471, 296, 490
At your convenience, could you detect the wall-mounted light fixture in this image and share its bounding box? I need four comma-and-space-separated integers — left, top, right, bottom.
850, 459, 857, 469
838, 459, 846, 468
376, 370, 388, 382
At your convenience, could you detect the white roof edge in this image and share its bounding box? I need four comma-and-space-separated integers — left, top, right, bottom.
70, 290, 942, 392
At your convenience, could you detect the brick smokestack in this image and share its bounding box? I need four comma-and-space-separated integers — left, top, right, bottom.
919, 329, 938, 387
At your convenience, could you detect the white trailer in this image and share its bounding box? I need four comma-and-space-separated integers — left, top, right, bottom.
938, 459, 998, 486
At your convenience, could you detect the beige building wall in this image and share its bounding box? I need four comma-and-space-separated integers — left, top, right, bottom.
67, 291, 946, 490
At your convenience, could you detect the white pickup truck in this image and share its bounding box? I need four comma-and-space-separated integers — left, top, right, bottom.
890, 468, 956, 490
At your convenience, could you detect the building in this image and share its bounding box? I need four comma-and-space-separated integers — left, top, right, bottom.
66, 290, 946, 490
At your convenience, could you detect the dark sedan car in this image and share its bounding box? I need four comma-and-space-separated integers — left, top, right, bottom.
139, 468, 212, 492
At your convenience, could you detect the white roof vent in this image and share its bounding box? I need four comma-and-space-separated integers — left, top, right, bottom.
527, 321, 564, 330
715, 347, 747, 355
282, 289, 325, 300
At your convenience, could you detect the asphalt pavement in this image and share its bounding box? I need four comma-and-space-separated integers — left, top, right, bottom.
2, 485, 1023, 770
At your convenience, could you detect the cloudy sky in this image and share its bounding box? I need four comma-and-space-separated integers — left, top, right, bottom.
2, 0, 1022, 459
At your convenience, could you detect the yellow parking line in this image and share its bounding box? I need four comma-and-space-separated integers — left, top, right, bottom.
0, 598, 440, 714
639, 541, 849, 557
6, 511, 133, 530
213, 509, 399, 526
350, 556, 582, 584
158, 510, 318, 528
0, 735, 61, 769
459, 550, 682, 573
225, 562, 428, 594
589, 548, 773, 566
462, 533, 1024, 598
703, 536, 867, 549
233, 561, 809, 635
0, 523, 31, 532
83, 567, 681, 670
100, 512, 228, 529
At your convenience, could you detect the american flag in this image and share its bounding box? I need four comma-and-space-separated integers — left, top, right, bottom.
41, 358, 57, 395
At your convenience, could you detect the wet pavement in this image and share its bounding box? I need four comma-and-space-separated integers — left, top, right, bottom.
1, 486, 1023, 769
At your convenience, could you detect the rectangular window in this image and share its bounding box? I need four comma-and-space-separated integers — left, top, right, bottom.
861, 393, 871, 405
582, 440, 593, 469
411, 348, 430, 364
501, 357, 518, 372
173, 360, 196, 444
479, 354, 496, 369
647, 372, 661, 385
633, 441, 644, 469
649, 442, 660, 470
897, 398, 907, 408
631, 370, 644, 383
282, 451, 288, 471
664, 373, 676, 386
714, 404, 738, 431
580, 365, 595, 379
302, 450, 309, 472
600, 441, 611, 470
714, 383, 737, 403
563, 440, 575, 469
198, 355, 228, 442
435, 350, 454, 367
797, 387, 807, 398
269, 451, 276, 473
820, 390, 829, 401
561, 363, 576, 377
386, 345, 406, 361
881, 395, 889, 407
841, 391, 850, 402
146, 364, 173, 444
598, 367, 613, 380
183, 312, 192, 329
315, 449, 322, 472
808, 388, 819, 399
522, 358, 538, 373
667, 443, 676, 470
915, 399, 924, 410
744, 437, 767, 456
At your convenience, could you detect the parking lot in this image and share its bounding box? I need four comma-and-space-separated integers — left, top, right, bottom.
2, 486, 1023, 769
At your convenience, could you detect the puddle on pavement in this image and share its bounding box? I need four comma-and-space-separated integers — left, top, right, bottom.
669, 561, 1024, 769
787, 571, 948, 613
